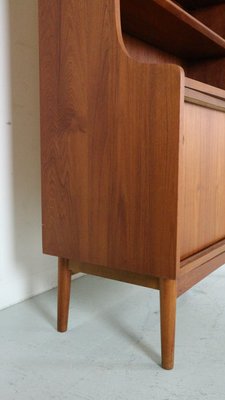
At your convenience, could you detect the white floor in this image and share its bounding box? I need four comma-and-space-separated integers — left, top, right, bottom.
1, 268, 225, 400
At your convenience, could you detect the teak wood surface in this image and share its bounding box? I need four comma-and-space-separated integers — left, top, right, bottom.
39, 0, 225, 370
181, 102, 225, 258
39, 0, 183, 280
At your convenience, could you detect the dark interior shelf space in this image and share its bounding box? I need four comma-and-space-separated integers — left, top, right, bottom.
121, 0, 225, 60
175, 0, 225, 10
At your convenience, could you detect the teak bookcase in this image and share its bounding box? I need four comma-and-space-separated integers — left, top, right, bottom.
38, 0, 225, 369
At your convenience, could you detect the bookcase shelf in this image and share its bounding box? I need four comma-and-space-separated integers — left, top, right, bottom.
121, 0, 225, 59
39, 0, 225, 371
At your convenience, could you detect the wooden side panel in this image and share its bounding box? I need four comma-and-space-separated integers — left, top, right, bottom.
39, 0, 89, 259
180, 102, 225, 259
39, 0, 183, 279
102, 63, 183, 278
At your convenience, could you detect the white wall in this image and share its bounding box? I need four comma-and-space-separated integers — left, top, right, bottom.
0, 0, 58, 310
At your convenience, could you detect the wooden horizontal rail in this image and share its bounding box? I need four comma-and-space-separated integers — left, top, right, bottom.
69, 261, 160, 290
178, 252, 225, 296
185, 87, 225, 112
185, 77, 225, 100
180, 238, 225, 275
68, 248, 225, 298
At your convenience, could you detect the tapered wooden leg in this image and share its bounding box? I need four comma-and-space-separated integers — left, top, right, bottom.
160, 278, 177, 370
57, 258, 72, 332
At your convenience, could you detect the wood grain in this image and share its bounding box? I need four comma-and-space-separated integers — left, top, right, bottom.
39, 0, 183, 279
180, 102, 225, 259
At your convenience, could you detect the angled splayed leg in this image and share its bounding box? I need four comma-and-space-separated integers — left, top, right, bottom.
160, 278, 177, 370
57, 258, 72, 332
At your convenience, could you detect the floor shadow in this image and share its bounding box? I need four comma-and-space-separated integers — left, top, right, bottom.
103, 313, 161, 366
71, 276, 161, 366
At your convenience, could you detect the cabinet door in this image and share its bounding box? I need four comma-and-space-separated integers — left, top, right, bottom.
180, 102, 225, 259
